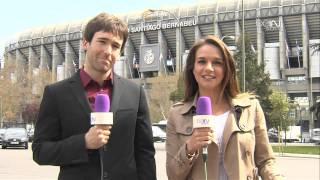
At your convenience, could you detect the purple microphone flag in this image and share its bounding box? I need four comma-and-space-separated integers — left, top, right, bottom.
95, 94, 110, 112
196, 96, 212, 115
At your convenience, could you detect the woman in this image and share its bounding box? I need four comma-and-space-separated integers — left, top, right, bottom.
166, 35, 283, 180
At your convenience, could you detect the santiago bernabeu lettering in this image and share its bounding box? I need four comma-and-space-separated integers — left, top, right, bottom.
129, 18, 197, 33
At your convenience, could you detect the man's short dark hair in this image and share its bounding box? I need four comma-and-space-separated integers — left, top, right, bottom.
83, 12, 128, 52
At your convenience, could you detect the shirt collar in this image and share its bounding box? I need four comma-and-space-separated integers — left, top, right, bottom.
80, 68, 113, 88
179, 93, 198, 115
231, 93, 254, 108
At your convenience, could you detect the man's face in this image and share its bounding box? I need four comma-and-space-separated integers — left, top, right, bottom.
83, 31, 123, 74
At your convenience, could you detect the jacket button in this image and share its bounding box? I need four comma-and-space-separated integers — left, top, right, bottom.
103, 172, 109, 179
246, 151, 251, 156
186, 127, 192, 134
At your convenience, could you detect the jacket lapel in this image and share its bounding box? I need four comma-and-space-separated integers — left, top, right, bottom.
222, 93, 253, 154
68, 72, 91, 115
110, 74, 123, 112
221, 111, 241, 153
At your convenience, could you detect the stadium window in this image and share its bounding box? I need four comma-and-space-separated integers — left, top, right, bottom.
289, 111, 295, 119
288, 54, 303, 68
287, 76, 306, 84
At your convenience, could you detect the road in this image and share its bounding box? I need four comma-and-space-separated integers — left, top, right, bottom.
0, 143, 319, 180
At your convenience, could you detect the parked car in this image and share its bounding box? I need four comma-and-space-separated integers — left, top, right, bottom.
27, 128, 34, 142
152, 125, 166, 142
153, 120, 167, 132
0, 128, 6, 145
310, 128, 320, 144
2, 128, 28, 149
268, 128, 279, 142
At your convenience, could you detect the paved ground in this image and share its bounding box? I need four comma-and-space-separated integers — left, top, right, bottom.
0, 143, 319, 180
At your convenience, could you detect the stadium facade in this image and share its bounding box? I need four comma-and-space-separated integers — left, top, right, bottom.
2, 0, 320, 130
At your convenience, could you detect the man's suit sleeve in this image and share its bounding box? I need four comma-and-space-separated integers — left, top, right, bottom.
134, 85, 157, 180
32, 85, 89, 166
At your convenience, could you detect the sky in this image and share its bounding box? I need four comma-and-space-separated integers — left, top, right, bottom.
0, 0, 212, 57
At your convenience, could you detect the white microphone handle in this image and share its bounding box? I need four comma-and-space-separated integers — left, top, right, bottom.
203, 146, 208, 155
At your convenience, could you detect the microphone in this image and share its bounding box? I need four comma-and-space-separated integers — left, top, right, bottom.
90, 94, 113, 126
193, 96, 214, 162
91, 94, 113, 180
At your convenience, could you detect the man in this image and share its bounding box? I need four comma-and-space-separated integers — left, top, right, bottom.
32, 13, 156, 180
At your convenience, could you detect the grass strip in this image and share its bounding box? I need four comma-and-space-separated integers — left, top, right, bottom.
272, 145, 320, 155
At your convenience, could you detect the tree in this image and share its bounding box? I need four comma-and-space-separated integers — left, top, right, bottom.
0, 59, 51, 127
169, 74, 184, 103
22, 102, 39, 125
233, 34, 273, 123
147, 75, 178, 123
0, 62, 22, 122
269, 91, 294, 133
310, 101, 320, 125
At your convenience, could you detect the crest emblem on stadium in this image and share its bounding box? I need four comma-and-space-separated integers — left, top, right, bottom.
144, 49, 155, 64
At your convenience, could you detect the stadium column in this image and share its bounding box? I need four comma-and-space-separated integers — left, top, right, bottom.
15, 49, 25, 81
65, 40, 76, 79
213, 13, 221, 37
235, 5, 241, 42
52, 42, 64, 82
301, 5, 309, 69
278, 2, 287, 72
5, 51, 14, 68
78, 39, 85, 69
140, 28, 149, 78
256, 9, 265, 66
177, 26, 185, 71
40, 38, 51, 71
194, 8, 201, 42
235, 21, 241, 42
124, 38, 135, 79
28, 45, 38, 79
302, 3, 313, 131
158, 29, 168, 77
279, 15, 287, 72
195, 25, 201, 42
256, 4, 264, 65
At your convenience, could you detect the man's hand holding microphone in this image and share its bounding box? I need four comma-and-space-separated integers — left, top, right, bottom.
85, 94, 113, 149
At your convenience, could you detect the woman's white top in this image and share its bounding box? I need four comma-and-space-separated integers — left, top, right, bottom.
212, 111, 229, 180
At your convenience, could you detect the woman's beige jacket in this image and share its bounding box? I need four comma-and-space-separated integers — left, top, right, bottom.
166, 94, 283, 180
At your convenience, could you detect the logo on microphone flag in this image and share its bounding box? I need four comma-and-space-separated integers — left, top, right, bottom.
193, 115, 214, 128
90, 112, 113, 125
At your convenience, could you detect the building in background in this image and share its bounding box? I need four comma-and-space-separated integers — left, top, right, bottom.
2, 0, 320, 130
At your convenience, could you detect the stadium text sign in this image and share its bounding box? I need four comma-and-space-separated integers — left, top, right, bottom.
129, 17, 197, 33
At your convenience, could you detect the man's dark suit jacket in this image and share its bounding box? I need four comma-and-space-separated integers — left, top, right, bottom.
32, 71, 156, 180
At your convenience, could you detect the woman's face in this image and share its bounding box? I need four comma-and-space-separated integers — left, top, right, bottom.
193, 44, 225, 93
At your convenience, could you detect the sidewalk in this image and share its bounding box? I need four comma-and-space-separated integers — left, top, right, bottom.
275, 152, 320, 159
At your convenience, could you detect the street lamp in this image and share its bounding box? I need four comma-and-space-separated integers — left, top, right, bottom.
241, 0, 246, 92
294, 102, 303, 142
143, 9, 182, 74
291, 100, 303, 143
